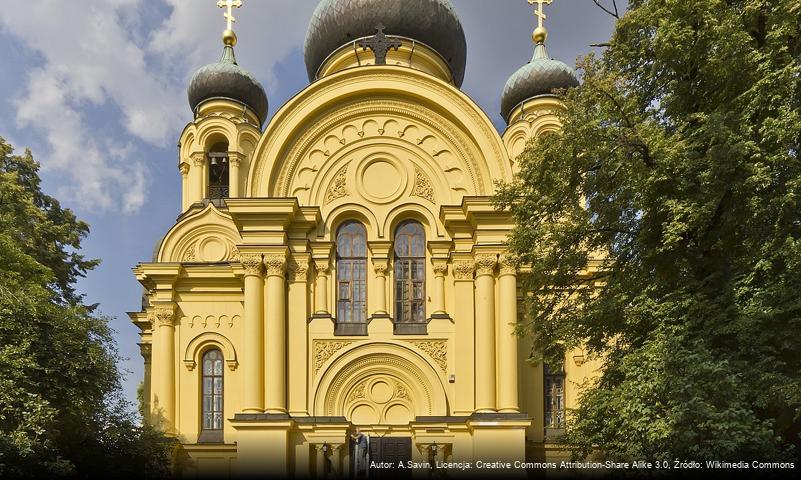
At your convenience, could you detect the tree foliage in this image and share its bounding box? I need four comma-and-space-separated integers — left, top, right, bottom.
496, 0, 801, 461
0, 138, 174, 478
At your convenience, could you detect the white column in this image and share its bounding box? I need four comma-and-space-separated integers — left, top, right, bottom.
474, 254, 497, 412
497, 255, 520, 413
228, 152, 242, 198
240, 254, 264, 413
372, 259, 389, 316
179, 162, 190, 211
314, 260, 330, 316
432, 260, 448, 316
264, 254, 287, 413
154, 304, 177, 432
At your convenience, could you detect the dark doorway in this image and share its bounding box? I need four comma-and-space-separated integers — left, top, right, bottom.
365, 437, 412, 479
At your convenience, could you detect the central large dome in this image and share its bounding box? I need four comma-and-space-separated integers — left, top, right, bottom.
303, 0, 467, 86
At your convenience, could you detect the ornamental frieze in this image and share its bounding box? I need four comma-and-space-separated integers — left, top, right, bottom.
408, 340, 448, 372
313, 340, 353, 374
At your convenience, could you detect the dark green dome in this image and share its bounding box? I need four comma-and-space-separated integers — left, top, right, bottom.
501, 43, 579, 122
304, 0, 467, 86
188, 46, 268, 126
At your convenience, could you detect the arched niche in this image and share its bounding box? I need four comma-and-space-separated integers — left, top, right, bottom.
246, 66, 513, 202
157, 204, 242, 263
183, 332, 238, 371
313, 342, 448, 421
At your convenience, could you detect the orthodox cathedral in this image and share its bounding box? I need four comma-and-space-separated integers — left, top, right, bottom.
129, 0, 597, 476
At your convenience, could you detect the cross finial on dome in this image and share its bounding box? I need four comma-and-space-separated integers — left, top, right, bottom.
217, 0, 243, 46
358, 24, 402, 66
528, 0, 553, 44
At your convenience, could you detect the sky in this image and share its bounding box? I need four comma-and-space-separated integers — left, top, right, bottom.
0, 0, 621, 409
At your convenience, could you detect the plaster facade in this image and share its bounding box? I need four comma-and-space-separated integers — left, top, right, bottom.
130, 36, 599, 478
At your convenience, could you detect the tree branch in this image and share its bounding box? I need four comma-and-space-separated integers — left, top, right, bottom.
592, 0, 620, 19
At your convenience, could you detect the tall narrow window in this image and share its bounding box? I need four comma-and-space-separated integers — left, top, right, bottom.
208, 142, 229, 200
544, 364, 565, 437
336, 221, 367, 335
200, 349, 224, 443
394, 221, 426, 334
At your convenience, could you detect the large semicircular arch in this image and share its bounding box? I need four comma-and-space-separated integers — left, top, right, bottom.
312, 342, 449, 419
246, 66, 512, 199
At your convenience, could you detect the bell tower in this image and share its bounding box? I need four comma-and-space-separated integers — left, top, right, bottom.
500, 0, 579, 165
178, 0, 268, 211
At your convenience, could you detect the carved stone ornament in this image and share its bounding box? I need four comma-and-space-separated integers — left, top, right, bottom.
288, 258, 310, 282
325, 164, 349, 204
191, 152, 206, 167
182, 242, 197, 262
373, 260, 389, 277
499, 254, 518, 276
240, 254, 263, 276
452, 261, 475, 280
263, 254, 287, 277
314, 260, 331, 276
179, 162, 190, 176
140, 343, 153, 359
409, 340, 448, 372
432, 262, 448, 276
154, 305, 177, 327
411, 167, 435, 202
474, 254, 498, 276
314, 340, 352, 374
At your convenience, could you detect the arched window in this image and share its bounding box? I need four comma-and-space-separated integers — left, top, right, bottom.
207, 142, 229, 199
336, 222, 367, 333
544, 364, 565, 439
394, 221, 426, 333
199, 349, 224, 443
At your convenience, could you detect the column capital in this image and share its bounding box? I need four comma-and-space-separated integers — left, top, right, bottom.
432, 259, 448, 277
190, 151, 206, 167
314, 259, 331, 275
474, 254, 497, 277
372, 258, 389, 276
139, 343, 153, 360
240, 253, 264, 277
263, 254, 287, 277
153, 303, 177, 327
288, 257, 310, 282
227, 151, 244, 166
179, 162, 190, 176
498, 254, 518, 276
452, 260, 475, 280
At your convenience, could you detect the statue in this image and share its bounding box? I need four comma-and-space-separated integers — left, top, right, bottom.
351, 428, 369, 477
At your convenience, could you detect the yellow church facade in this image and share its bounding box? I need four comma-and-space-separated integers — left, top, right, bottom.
129, 0, 599, 476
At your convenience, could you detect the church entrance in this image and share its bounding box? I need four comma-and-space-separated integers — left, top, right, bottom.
351, 437, 412, 479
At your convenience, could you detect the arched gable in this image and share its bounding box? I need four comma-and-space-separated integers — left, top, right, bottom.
157, 203, 243, 263
247, 66, 512, 203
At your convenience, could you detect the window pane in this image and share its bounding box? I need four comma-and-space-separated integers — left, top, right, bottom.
394, 222, 425, 325
336, 222, 367, 324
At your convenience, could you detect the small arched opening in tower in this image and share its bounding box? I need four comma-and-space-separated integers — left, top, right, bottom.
207, 141, 230, 200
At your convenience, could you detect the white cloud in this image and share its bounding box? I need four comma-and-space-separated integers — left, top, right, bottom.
0, 0, 317, 214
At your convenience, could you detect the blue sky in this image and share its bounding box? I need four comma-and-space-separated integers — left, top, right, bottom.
0, 0, 620, 408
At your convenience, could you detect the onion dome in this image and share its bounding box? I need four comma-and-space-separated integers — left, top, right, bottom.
500, 28, 579, 122
304, 0, 467, 86
187, 45, 268, 126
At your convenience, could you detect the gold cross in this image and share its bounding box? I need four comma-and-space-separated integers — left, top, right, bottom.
217, 0, 243, 32
528, 0, 553, 29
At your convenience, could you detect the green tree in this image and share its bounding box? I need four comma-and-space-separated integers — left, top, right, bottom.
496, 0, 801, 462
0, 138, 174, 478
